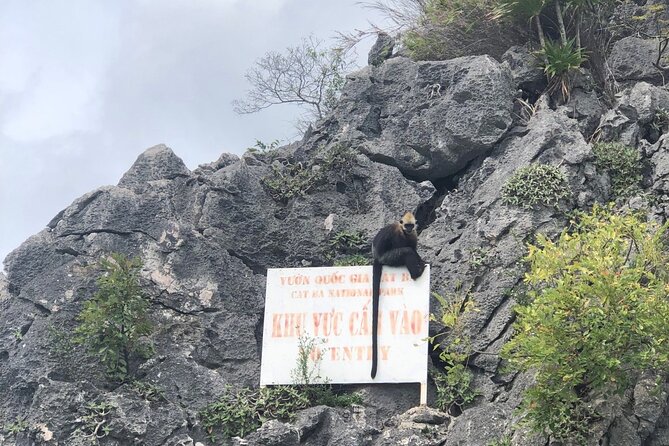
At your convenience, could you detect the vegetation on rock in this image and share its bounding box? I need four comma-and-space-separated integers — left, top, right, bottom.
74, 253, 153, 382
501, 164, 571, 209
327, 230, 370, 266
262, 144, 357, 202
592, 141, 642, 198
201, 333, 362, 440
430, 290, 480, 414
503, 205, 669, 443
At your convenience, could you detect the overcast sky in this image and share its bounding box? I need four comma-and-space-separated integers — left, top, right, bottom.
0, 0, 386, 267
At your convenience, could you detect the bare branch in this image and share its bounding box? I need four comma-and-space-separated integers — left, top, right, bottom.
233, 36, 354, 124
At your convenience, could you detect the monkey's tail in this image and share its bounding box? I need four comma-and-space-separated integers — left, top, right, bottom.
371, 260, 382, 379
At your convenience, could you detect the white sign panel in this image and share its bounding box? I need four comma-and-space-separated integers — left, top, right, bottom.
260, 265, 430, 385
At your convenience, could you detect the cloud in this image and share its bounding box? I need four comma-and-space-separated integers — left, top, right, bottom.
0, 0, 122, 143
0, 0, 384, 268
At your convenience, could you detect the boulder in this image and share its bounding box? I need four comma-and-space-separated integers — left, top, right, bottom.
608, 37, 667, 84
333, 56, 516, 180
597, 82, 669, 146
368, 33, 395, 67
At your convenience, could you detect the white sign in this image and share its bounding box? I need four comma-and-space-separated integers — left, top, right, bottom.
260, 265, 430, 385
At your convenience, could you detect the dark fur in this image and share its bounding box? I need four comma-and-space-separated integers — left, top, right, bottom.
370, 214, 426, 379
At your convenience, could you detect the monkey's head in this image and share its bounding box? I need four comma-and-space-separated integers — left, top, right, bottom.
400, 212, 417, 235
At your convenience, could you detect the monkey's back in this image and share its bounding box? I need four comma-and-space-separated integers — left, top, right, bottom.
372, 223, 417, 259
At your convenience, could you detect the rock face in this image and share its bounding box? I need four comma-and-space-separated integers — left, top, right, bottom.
608, 37, 667, 84
332, 56, 516, 180
0, 142, 432, 446
2, 39, 669, 446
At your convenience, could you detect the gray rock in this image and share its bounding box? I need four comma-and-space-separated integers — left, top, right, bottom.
501, 45, 545, 94
242, 406, 378, 446
651, 134, 669, 193
333, 56, 515, 180
3, 47, 669, 446
418, 105, 608, 442
243, 419, 300, 445
368, 33, 395, 67
634, 375, 669, 440
375, 406, 450, 445
596, 82, 669, 146
561, 70, 605, 137
0, 142, 435, 445
609, 0, 669, 45
0, 272, 8, 301
118, 143, 192, 193
609, 37, 666, 84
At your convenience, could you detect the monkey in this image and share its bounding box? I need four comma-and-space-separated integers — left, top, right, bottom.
370, 211, 426, 379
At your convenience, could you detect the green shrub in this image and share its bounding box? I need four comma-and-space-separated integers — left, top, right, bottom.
501, 164, 571, 209
433, 362, 478, 412
262, 144, 356, 202
130, 380, 166, 402
502, 205, 669, 443
200, 385, 309, 440
487, 437, 512, 446
329, 230, 367, 254
592, 142, 641, 198
246, 139, 280, 155
75, 253, 153, 382
651, 109, 669, 134
327, 230, 370, 266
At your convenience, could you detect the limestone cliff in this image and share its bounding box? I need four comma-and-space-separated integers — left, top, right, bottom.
2, 3, 669, 445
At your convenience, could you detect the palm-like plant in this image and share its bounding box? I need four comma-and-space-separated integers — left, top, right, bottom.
537, 38, 587, 100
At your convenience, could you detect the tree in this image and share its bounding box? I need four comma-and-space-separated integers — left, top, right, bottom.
232, 36, 353, 124
75, 253, 153, 382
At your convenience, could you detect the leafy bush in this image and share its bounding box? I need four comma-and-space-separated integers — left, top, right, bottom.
501, 164, 571, 209
130, 380, 166, 402
200, 385, 309, 440
263, 144, 356, 202
246, 139, 280, 155
433, 362, 478, 412
592, 142, 641, 198
329, 230, 367, 254
327, 230, 370, 266
487, 436, 512, 446
75, 253, 153, 382
263, 161, 318, 202
651, 109, 669, 134
502, 205, 669, 443
648, 109, 669, 143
